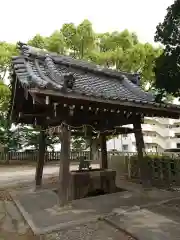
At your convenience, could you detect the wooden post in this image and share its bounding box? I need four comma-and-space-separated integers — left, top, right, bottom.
100, 134, 108, 169
89, 136, 93, 161
58, 123, 71, 206
133, 117, 149, 186
35, 128, 46, 187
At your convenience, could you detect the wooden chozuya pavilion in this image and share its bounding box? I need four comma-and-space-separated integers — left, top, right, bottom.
9, 42, 180, 205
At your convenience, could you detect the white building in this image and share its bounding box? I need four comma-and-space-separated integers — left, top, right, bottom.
107, 117, 180, 152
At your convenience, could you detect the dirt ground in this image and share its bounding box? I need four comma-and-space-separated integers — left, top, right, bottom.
0, 229, 40, 240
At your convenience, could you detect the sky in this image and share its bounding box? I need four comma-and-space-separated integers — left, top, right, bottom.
0, 0, 175, 44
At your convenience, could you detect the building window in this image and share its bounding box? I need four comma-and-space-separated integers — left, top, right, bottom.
122, 144, 128, 151
122, 134, 127, 138
177, 143, 180, 148
173, 124, 180, 128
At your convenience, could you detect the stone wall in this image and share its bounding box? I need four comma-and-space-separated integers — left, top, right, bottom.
108, 155, 130, 184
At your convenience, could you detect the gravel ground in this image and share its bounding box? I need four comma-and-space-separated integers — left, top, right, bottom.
45, 221, 135, 240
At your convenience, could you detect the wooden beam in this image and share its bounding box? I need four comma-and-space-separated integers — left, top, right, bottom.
28, 89, 180, 118
58, 123, 71, 206
45, 113, 136, 130
13, 86, 180, 121
100, 134, 108, 169
35, 128, 46, 187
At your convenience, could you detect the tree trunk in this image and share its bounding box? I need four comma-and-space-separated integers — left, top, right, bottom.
58, 124, 71, 206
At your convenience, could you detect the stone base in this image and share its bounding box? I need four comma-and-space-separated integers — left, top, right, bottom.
69, 169, 116, 200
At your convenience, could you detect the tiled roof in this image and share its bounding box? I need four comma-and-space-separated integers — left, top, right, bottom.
12, 42, 156, 105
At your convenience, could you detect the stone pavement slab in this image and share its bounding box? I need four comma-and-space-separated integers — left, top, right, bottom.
0, 200, 29, 235
147, 205, 180, 223
45, 221, 134, 240
11, 187, 180, 236
72, 189, 180, 214
106, 209, 180, 240
12, 190, 101, 235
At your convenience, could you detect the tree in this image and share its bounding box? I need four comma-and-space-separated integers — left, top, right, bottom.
16, 126, 61, 151
71, 137, 86, 151
0, 43, 18, 153
61, 19, 95, 58
98, 30, 137, 52
0, 120, 22, 152
87, 31, 161, 88
0, 80, 10, 112
0, 42, 17, 112
0, 42, 17, 81
76, 19, 95, 58
27, 21, 160, 89
46, 31, 66, 54
154, 0, 180, 97
28, 34, 47, 49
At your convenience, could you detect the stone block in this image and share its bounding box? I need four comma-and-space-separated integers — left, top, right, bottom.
69, 169, 116, 200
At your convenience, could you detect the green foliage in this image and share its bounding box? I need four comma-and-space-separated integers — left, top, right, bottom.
0, 42, 17, 81
0, 118, 22, 152
0, 43, 18, 152
28, 34, 46, 49
20, 127, 61, 151
61, 20, 95, 58
26, 20, 160, 89
76, 19, 95, 58
71, 137, 86, 150
46, 31, 66, 54
154, 0, 180, 97
61, 23, 78, 56
0, 42, 17, 113
0, 81, 10, 112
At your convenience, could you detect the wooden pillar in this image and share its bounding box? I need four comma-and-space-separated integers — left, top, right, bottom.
58, 123, 71, 206
100, 134, 108, 169
89, 136, 93, 161
35, 129, 46, 187
133, 117, 149, 186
